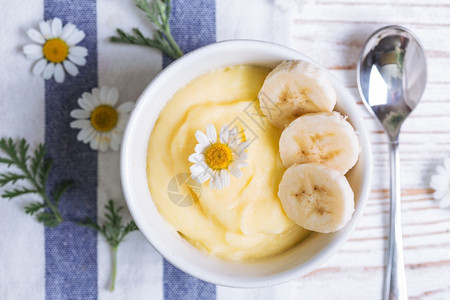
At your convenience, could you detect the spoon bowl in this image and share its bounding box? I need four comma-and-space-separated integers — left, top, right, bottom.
358, 25, 427, 140
357, 25, 427, 300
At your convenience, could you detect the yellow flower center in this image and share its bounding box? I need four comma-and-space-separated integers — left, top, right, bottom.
90, 105, 118, 132
43, 38, 69, 63
204, 143, 233, 170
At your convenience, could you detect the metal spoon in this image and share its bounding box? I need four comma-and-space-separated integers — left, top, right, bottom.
357, 25, 427, 300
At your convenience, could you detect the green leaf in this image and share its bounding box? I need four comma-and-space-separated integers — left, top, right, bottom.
52, 180, 73, 204
2, 187, 37, 199
0, 138, 71, 228
36, 211, 61, 227
30, 144, 46, 178
24, 202, 46, 215
38, 158, 52, 189
77, 199, 138, 291
123, 221, 138, 236
0, 157, 15, 166
110, 0, 183, 60
0, 172, 26, 186
18, 139, 30, 165
79, 217, 102, 232
0, 138, 19, 163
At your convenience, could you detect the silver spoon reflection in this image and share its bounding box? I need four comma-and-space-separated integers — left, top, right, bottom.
357, 25, 427, 300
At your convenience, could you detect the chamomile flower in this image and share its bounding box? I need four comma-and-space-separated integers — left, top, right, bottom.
430, 157, 450, 208
70, 86, 133, 152
23, 18, 88, 83
189, 124, 249, 189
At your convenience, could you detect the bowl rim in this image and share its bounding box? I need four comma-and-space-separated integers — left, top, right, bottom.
121, 39, 373, 288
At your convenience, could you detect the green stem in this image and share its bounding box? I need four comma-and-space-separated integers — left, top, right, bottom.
110, 245, 118, 292
18, 161, 62, 224
164, 28, 183, 59
42, 193, 63, 224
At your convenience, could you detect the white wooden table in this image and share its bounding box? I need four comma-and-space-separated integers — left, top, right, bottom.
287, 1, 450, 298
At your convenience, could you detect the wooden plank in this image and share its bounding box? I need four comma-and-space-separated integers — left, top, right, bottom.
288, 1, 450, 298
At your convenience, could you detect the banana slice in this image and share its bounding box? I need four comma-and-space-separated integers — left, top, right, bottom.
258, 60, 336, 128
279, 111, 360, 174
278, 163, 354, 233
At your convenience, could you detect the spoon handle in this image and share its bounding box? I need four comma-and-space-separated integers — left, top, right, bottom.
384, 141, 408, 300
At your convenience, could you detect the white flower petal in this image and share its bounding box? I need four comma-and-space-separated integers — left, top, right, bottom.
117, 102, 134, 113
228, 127, 238, 146
53, 63, 65, 83
206, 124, 217, 143
236, 152, 248, 161
111, 131, 122, 146
70, 109, 90, 119
51, 18, 62, 37
77, 127, 93, 142
217, 172, 224, 190
211, 172, 224, 189
439, 193, 450, 208
82, 128, 97, 143
100, 86, 109, 102
229, 162, 243, 178
27, 28, 45, 44
195, 143, 209, 154
236, 160, 248, 168
66, 29, 85, 45
32, 59, 47, 75
220, 169, 230, 188
86, 90, 101, 107
62, 60, 79, 77
115, 118, 128, 131
430, 156, 450, 210
68, 54, 86, 66
190, 163, 206, 175
90, 140, 99, 151
39, 20, 52, 39
190, 165, 211, 184
106, 87, 119, 106
195, 130, 210, 149
90, 135, 100, 150
69, 46, 88, 57
61, 23, 76, 40
70, 119, 91, 129
209, 173, 217, 189
444, 157, 450, 172
436, 165, 446, 175
189, 153, 204, 164
78, 95, 95, 112
110, 139, 120, 151
430, 174, 448, 191
197, 172, 211, 184
220, 125, 229, 144
92, 88, 102, 104
23, 44, 43, 59
42, 62, 55, 80
99, 137, 109, 152
236, 141, 250, 153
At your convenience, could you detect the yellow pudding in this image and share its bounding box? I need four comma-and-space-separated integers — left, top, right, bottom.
147, 65, 310, 261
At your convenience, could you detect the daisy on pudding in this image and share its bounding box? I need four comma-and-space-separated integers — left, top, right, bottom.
189, 124, 249, 189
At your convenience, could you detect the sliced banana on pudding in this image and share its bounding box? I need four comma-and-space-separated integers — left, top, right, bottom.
279, 111, 360, 174
278, 163, 354, 233
258, 60, 336, 128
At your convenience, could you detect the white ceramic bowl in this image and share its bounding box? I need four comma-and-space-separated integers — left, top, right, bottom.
121, 40, 373, 288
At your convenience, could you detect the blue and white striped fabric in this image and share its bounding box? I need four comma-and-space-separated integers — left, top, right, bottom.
0, 0, 291, 299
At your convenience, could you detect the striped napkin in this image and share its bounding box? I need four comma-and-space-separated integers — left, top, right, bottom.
0, 0, 292, 299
